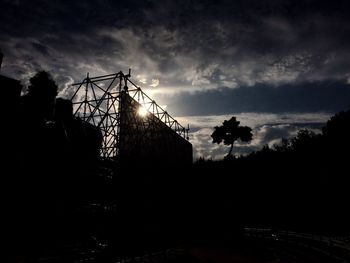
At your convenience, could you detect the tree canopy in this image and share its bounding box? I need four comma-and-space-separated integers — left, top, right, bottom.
211, 116, 253, 158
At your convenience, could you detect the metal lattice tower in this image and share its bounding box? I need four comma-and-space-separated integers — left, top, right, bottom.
71, 71, 190, 160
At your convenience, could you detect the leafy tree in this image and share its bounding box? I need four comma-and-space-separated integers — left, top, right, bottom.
20, 71, 58, 122
211, 116, 253, 158
322, 110, 350, 142
273, 129, 319, 153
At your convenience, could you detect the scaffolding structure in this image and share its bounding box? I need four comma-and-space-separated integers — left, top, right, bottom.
71, 71, 191, 161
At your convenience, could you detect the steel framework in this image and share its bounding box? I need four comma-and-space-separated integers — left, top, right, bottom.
71, 71, 190, 160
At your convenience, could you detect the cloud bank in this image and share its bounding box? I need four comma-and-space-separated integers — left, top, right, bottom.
1, 0, 350, 96
1, 1, 349, 159
177, 112, 331, 160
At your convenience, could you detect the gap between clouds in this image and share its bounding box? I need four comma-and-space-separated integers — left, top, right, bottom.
176, 112, 332, 160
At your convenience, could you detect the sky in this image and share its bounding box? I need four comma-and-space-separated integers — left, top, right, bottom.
1, 0, 350, 159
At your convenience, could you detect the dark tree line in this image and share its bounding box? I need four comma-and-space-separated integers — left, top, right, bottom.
194, 110, 350, 236
4, 71, 105, 262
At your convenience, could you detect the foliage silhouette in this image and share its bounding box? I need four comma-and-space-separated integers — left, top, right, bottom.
323, 110, 350, 151
4, 66, 350, 261
7, 70, 106, 261
23, 71, 58, 122
197, 109, 350, 236
211, 116, 253, 158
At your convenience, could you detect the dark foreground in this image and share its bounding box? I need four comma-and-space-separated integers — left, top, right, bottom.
4, 159, 350, 263
3, 71, 350, 262
13, 228, 350, 263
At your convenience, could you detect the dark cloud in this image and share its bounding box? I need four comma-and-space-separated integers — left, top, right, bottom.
1, 1, 350, 94
1, 0, 350, 159
160, 81, 350, 116
31, 42, 49, 56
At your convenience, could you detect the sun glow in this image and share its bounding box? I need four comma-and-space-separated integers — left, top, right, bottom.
138, 106, 148, 117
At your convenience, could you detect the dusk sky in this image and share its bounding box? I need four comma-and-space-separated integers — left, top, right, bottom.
1, 0, 350, 159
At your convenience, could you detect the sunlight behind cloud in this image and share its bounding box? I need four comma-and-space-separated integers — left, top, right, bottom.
150, 78, 159, 87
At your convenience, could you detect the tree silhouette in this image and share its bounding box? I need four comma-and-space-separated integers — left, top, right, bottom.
322, 110, 350, 142
20, 71, 58, 123
211, 116, 253, 158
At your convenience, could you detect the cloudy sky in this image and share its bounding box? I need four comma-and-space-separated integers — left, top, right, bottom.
1, 0, 350, 159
